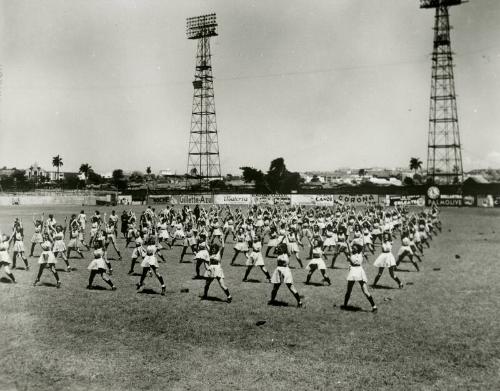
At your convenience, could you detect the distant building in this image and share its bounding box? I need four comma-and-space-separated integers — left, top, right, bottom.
25, 162, 78, 182
26, 162, 49, 180
0, 167, 16, 177
158, 169, 174, 177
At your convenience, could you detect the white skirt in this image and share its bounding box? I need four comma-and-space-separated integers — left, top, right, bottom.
88, 258, 107, 270
306, 258, 326, 271
323, 237, 336, 247
234, 242, 248, 252
13, 242, 25, 253
67, 238, 79, 249
174, 230, 185, 240
205, 264, 224, 279
158, 230, 170, 240
31, 233, 43, 244
141, 255, 159, 268
267, 238, 279, 247
373, 253, 396, 268
53, 240, 67, 253
132, 247, 146, 259
0, 251, 12, 266
287, 242, 299, 253
246, 253, 265, 267
183, 237, 197, 247
271, 266, 293, 284
347, 266, 367, 282
38, 251, 57, 265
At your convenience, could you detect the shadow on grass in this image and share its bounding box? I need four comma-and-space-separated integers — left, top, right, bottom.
304, 281, 325, 287
139, 288, 161, 295
39, 282, 58, 288
88, 285, 110, 291
199, 295, 226, 303
340, 305, 367, 312
229, 263, 246, 268
267, 300, 289, 307
56, 267, 78, 272
395, 268, 413, 273
371, 285, 396, 290
0, 276, 14, 284
243, 279, 261, 283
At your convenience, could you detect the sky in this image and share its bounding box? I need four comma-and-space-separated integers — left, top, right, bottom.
0, 0, 499, 175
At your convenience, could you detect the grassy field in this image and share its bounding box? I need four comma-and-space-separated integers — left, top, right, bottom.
0, 205, 499, 390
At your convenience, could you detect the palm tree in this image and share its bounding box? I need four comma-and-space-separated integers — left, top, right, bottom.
409, 157, 423, 175
79, 163, 92, 186
52, 155, 63, 184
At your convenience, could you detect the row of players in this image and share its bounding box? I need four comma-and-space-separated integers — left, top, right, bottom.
0, 204, 439, 310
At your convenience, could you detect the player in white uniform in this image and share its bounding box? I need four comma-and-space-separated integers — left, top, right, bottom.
268, 243, 303, 307
136, 239, 166, 295
66, 215, 85, 259
52, 225, 72, 272
305, 239, 331, 286
33, 241, 61, 288
11, 224, 30, 271
202, 244, 232, 303
87, 247, 116, 290
0, 235, 16, 283
29, 215, 44, 257
242, 236, 271, 282
372, 234, 404, 288
193, 241, 210, 279
128, 238, 146, 275
341, 243, 377, 312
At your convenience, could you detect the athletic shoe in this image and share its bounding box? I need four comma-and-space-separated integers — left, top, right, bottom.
56, 281, 61, 289
227, 296, 232, 303
111, 286, 117, 291
161, 286, 166, 296
33, 280, 39, 287
372, 306, 378, 313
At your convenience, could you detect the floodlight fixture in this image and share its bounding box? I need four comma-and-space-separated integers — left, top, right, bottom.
420, 0, 464, 9
186, 13, 218, 39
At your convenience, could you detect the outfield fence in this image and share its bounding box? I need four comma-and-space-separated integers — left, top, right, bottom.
1, 190, 499, 208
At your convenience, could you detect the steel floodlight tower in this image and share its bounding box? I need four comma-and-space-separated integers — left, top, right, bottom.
185, 13, 221, 187
421, 0, 465, 184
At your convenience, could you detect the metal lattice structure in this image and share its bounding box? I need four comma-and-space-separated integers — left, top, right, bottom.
421, 0, 465, 184
185, 13, 221, 186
